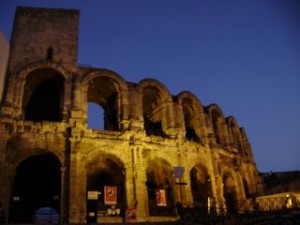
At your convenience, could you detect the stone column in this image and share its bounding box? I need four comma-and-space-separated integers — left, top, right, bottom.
124, 161, 135, 209
68, 150, 86, 223
235, 171, 246, 201
132, 147, 148, 221
181, 168, 193, 205
77, 160, 87, 223
70, 79, 83, 120
60, 166, 66, 225
68, 148, 79, 223
134, 165, 148, 221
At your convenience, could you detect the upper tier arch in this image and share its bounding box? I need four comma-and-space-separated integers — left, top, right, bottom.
136, 78, 172, 102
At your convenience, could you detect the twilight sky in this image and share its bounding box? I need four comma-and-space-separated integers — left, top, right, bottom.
1, 0, 299, 172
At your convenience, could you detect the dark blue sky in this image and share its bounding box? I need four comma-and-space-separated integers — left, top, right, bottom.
1, 0, 299, 172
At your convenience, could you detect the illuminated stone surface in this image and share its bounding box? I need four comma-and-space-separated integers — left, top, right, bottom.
0, 7, 262, 223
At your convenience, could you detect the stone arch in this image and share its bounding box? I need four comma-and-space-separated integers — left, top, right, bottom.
222, 172, 238, 214
2, 62, 71, 113
226, 116, 244, 154
7, 147, 64, 171
17, 61, 71, 80
84, 152, 126, 222
137, 79, 173, 137
11, 62, 72, 122
9, 152, 61, 223
190, 164, 213, 211
177, 91, 206, 143
206, 104, 229, 146
80, 69, 129, 131
145, 158, 176, 216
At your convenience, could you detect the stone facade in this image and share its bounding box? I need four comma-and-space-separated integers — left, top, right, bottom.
0, 7, 262, 224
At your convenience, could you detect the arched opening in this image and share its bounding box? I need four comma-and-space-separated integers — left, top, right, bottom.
190, 166, 213, 215
23, 68, 65, 122
86, 157, 125, 223
211, 110, 222, 145
228, 120, 243, 154
87, 77, 119, 131
142, 86, 166, 137
146, 159, 175, 216
10, 153, 61, 223
87, 102, 104, 129
182, 98, 200, 142
223, 174, 238, 214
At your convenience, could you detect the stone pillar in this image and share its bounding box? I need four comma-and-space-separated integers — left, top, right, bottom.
60, 166, 66, 225
134, 165, 148, 221
124, 161, 135, 209
132, 147, 148, 221
181, 168, 193, 205
77, 160, 87, 222
68, 148, 79, 223
68, 150, 86, 223
235, 171, 246, 201
70, 80, 83, 120
12, 78, 24, 118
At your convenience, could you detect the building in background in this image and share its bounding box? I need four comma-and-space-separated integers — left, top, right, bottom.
0, 7, 262, 224
261, 171, 300, 195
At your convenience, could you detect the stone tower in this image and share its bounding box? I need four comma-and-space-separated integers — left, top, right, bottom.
0, 6, 262, 224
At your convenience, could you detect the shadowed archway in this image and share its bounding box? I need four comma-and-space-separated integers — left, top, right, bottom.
146, 159, 176, 216
223, 174, 238, 214
10, 153, 61, 223
86, 156, 125, 223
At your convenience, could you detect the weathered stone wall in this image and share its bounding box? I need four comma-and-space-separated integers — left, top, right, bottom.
8, 7, 78, 74
0, 6, 262, 223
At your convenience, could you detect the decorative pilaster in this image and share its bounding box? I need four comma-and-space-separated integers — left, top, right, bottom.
60, 166, 66, 225
132, 147, 148, 221
124, 161, 135, 209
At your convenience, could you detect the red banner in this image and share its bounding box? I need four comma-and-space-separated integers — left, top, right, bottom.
104, 186, 117, 205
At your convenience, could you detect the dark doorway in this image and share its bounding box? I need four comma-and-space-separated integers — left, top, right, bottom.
223, 175, 238, 214
10, 153, 61, 223
23, 69, 65, 122
146, 159, 176, 216
86, 158, 125, 223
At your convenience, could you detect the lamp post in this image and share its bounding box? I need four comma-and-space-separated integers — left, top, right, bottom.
173, 167, 186, 203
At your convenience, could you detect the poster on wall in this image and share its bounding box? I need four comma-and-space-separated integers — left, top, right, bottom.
104, 186, 117, 205
156, 189, 167, 206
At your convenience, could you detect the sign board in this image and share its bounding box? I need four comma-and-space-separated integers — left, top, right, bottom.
173, 166, 185, 179
87, 191, 99, 200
